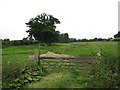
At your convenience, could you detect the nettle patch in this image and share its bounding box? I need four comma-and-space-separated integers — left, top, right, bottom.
3, 66, 46, 88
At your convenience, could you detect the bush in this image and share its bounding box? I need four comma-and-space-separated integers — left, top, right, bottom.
88, 50, 119, 88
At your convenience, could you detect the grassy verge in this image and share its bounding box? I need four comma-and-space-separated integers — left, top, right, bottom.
24, 68, 90, 88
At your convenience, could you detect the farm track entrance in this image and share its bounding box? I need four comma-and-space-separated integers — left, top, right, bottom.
28, 51, 96, 73
40, 55, 96, 73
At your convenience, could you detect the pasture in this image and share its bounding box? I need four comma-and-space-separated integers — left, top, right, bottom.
2, 41, 119, 88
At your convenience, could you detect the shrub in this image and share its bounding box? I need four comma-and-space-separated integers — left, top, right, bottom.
88, 50, 119, 88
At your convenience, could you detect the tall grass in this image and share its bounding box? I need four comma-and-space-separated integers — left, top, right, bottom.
25, 68, 90, 88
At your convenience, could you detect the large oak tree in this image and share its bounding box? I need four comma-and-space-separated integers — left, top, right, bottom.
26, 13, 60, 65
26, 13, 60, 43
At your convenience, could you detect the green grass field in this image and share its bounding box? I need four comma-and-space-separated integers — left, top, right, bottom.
2, 41, 119, 88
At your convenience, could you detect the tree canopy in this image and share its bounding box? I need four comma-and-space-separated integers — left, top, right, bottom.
114, 31, 120, 38
26, 13, 60, 44
59, 33, 69, 43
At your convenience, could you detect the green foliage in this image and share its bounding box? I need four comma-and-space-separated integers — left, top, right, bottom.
3, 38, 10, 41
25, 68, 90, 88
69, 38, 77, 42
2, 40, 39, 48
41, 30, 59, 44
114, 31, 120, 38
88, 50, 119, 88
59, 33, 69, 43
2, 65, 45, 88
26, 13, 60, 44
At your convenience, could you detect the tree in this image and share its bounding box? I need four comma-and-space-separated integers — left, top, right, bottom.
114, 31, 120, 38
22, 37, 28, 41
94, 38, 97, 41
78, 39, 82, 42
69, 38, 77, 42
4, 38, 10, 41
97, 38, 103, 41
26, 13, 60, 43
26, 13, 60, 65
59, 33, 69, 43
41, 30, 59, 44
81, 38, 88, 42
64, 33, 69, 43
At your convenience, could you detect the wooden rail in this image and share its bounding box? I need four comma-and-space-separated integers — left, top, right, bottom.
40, 57, 77, 59
33, 49, 96, 73
40, 57, 95, 59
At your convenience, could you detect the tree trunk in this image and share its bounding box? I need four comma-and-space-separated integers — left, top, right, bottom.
38, 42, 40, 65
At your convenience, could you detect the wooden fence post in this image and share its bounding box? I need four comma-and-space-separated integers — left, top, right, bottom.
34, 49, 38, 60
34, 49, 39, 65
38, 43, 41, 65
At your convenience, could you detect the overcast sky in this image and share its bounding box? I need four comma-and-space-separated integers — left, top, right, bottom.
0, 0, 119, 40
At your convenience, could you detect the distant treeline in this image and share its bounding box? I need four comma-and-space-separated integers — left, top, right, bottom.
1, 37, 120, 49
1, 40, 38, 48
69, 38, 120, 42
1, 31, 120, 48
